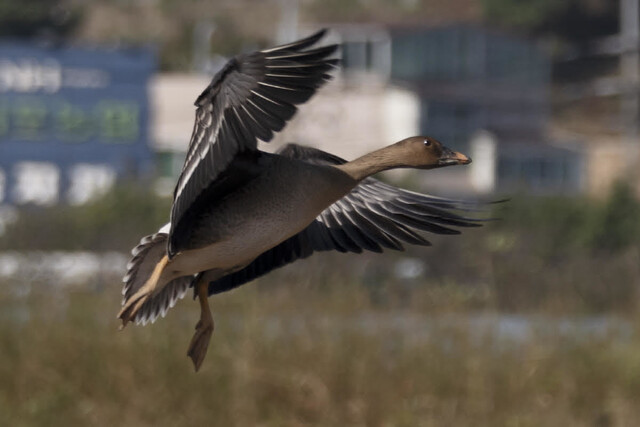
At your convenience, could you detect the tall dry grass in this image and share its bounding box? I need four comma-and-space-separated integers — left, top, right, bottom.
2, 274, 640, 427
3, 187, 640, 425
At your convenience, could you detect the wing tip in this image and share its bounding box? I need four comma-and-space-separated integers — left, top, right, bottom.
261, 28, 330, 54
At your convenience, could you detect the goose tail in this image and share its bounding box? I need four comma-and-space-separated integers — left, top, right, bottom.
119, 225, 194, 326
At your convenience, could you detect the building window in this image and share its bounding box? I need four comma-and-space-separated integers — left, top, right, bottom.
421, 100, 473, 152
67, 164, 116, 205
340, 29, 391, 79
13, 161, 60, 206
496, 148, 581, 192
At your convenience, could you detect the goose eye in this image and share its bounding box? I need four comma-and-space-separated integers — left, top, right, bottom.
423, 139, 431, 147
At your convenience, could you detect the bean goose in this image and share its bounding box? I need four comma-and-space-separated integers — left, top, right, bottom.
118, 29, 480, 371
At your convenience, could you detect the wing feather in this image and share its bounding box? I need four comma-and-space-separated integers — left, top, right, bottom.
121, 228, 194, 325
205, 144, 490, 296
168, 30, 337, 256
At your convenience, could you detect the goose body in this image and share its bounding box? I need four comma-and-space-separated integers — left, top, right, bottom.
118, 29, 477, 371
162, 152, 356, 280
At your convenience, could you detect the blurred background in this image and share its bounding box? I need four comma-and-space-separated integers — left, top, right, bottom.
0, 0, 640, 425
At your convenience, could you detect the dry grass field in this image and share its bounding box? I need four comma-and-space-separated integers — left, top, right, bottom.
2, 189, 640, 425
2, 272, 640, 427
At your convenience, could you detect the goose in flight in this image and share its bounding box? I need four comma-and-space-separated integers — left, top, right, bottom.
118, 29, 478, 371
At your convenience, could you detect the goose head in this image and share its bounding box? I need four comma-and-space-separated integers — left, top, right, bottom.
396, 136, 472, 170
336, 135, 473, 182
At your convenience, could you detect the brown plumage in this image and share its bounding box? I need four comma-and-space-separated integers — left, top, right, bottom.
118, 29, 479, 371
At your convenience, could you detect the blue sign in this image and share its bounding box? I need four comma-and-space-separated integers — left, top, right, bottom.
0, 42, 156, 205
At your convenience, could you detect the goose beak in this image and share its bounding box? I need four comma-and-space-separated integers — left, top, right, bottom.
439, 147, 472, 166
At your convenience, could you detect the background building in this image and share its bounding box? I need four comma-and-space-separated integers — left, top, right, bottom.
337, 24, 584, 194
0, 43, 155, 206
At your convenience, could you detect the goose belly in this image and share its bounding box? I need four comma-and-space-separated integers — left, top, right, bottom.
178, 214, 308, 274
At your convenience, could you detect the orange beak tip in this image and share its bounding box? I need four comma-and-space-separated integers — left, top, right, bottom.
438, 147, 472, 167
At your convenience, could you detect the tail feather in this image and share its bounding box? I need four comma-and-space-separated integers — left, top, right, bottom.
122, 228, 194, 325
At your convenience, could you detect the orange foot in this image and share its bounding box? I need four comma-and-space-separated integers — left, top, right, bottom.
187, 316, 214, 372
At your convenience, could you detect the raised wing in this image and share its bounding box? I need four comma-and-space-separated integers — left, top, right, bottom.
169, 29, 338, 256
205, 144, 488, 296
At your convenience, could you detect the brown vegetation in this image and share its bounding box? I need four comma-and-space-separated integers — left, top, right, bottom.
3, 184, 640, 425
1, 277, 640, 426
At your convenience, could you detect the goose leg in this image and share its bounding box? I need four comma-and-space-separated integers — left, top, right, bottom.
187, 275, 214, 372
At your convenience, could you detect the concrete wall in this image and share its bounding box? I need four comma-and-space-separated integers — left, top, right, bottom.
150, 74, 421, 161
150, 74, 210, 152
584, 137, 640, 198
